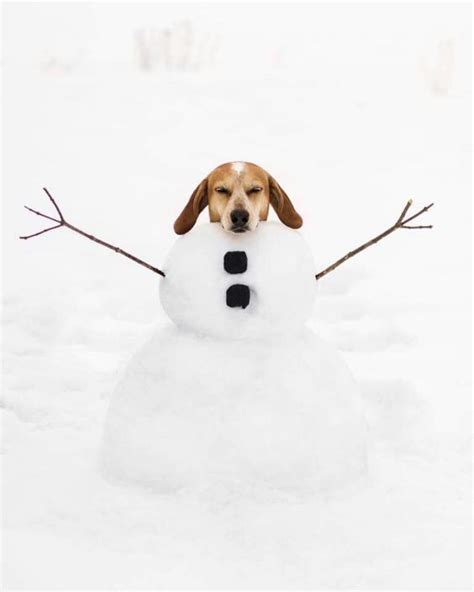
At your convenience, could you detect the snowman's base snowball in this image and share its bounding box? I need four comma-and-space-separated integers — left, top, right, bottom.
101, 325, 367, 494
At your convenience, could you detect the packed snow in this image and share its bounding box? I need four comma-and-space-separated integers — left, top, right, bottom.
160, 221, 317, 338
2, 2, 472, 589
102, 325, 367, 494
104, 222, 366, 492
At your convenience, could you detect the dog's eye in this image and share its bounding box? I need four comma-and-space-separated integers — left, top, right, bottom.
248, 186, 263, 194
215, 187, 229, 194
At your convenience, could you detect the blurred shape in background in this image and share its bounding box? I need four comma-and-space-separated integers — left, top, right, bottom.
134, 20, 219, 72
420, 39, 455, 96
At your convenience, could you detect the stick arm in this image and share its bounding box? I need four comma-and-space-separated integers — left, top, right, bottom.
315, 199, 433, 280
21, 190, 433, 283
20, 188, 166, 278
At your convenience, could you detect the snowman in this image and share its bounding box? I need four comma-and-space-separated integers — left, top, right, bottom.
21, 163, 433, 493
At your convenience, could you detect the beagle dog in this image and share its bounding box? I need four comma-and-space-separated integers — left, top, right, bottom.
174, 162, 303, 235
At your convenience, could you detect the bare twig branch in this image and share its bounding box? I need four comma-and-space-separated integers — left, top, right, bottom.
402, 225, 433, 229
315, 200, 434, 281
396, 198, 412, 224
24, 205, 60, 224
42, 187, 64, 221
20, 224, 63, 240
400, 202, 434, 225
20, 188, 166, 278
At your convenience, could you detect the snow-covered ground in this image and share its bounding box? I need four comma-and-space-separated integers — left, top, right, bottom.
2, 2, 472, 589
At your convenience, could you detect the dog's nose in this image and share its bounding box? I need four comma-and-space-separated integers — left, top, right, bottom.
231, 209, 249, 227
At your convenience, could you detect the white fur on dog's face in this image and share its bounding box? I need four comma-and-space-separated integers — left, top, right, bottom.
208, 162, 270, 233
231, 161, 246, 175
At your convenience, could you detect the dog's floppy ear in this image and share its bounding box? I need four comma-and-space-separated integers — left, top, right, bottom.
268, 175, 303, 229
174, 178, 209, 235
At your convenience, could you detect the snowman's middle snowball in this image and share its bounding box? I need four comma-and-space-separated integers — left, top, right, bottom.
159, 222, 317, 339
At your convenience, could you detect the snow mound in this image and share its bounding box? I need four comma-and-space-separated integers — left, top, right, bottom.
102, 326, 367, 492
102, 223, 367, 492
159, 221, 317, 339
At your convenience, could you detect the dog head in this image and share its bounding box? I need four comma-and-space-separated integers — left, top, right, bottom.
173, 162, 303, 235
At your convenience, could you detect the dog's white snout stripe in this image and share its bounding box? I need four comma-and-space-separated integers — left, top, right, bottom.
231, 161, 246, 175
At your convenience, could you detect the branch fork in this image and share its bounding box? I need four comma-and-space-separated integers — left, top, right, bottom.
20, 188, 165, 277
315, 199, 433, 280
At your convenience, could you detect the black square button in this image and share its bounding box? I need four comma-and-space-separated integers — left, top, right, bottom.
226, 284, 250, 309
224, 251, 247, 274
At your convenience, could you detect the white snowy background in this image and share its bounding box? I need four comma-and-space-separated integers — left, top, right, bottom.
2, 1, 472, 589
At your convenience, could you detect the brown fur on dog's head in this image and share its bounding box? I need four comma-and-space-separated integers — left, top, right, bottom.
174, 162, 303, 235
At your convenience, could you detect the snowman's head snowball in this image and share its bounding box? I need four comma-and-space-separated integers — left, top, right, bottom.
159, 222, 317, 339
